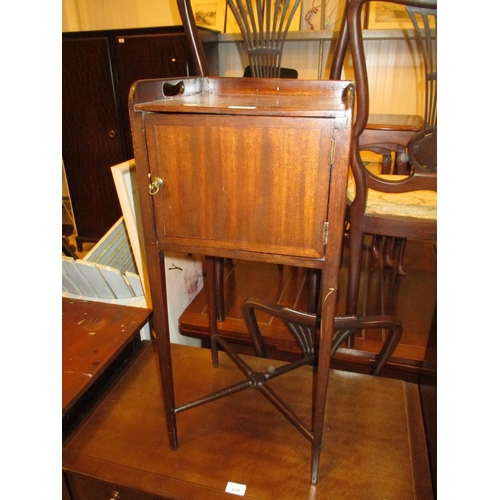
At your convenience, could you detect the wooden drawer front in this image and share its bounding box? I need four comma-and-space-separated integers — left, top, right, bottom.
145, 113, 334, 259
67, 473, 168, 500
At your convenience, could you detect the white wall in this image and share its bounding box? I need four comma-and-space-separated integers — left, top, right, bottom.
62, 0, 427, 123
219, 36, 426, 116
62, 0, 181, 32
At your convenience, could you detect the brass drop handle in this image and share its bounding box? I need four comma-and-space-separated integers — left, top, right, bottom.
149, 176, 163, 196
109, 491, 120, 500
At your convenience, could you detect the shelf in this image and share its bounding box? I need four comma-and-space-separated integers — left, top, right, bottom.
217, 28, 425, 43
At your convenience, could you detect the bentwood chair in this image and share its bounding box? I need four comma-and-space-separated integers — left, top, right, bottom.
336, 0, 437, 322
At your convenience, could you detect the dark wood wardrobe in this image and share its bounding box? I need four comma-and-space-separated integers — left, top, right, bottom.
62, 26, 218, 250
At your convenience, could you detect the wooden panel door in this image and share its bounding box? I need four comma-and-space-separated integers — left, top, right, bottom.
62, 36, 125, 247
144, 113, 335, 259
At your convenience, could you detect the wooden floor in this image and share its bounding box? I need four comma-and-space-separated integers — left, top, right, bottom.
179, 235, 437, 382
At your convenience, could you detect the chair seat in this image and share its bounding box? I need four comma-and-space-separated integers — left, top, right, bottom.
347, 172, 437, 221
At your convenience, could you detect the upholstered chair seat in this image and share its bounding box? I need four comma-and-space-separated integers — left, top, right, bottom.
347, 170, 437, 221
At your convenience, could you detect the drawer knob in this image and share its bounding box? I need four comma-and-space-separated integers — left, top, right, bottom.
149, 176, 163, 196
109, 491, 120, 500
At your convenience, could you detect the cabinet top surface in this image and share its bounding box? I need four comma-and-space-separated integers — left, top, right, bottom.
131, 77, 354, 118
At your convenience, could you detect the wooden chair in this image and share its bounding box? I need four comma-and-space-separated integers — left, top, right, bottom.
338, 0, 437, 322
226, 0, 302, 78
242, 297, 403, 376
177, 0, 405, 386
330, 0, 433, 278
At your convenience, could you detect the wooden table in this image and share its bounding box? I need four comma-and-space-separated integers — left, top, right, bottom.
63, 341, 433, 499
62, 298, 151, 423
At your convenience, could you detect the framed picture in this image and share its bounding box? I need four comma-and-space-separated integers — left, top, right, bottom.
300, 0, 346, 31
191, 0, 226, 32
366, 2, 435, 29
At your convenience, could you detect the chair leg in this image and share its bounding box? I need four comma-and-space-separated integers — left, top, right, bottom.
214, 257, 225, 321
395, 238, 407, 276
371, 236, 408, 276
383, 237, 396, 268
395, 150, 411, 174
346, 224, 364, 347
204, 256, 220, 367
380, 152, 393, 174
307, 268, 321, 314
370, 234, 381, 262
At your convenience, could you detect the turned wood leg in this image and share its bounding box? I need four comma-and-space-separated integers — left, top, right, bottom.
307, 268, 321, 314
204, 256, 220, 367
214, 257, 225, 321
346, 225, 364, 348
395, 238, 407, 276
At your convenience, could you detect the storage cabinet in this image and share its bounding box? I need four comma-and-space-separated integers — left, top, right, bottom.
62, 26, 218, 250
62, 34, 126, 248
130, 76, 354, 484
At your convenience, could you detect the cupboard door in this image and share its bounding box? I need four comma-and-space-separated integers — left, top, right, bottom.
62, 36, 125, 246
145, 113, 334, 259
113, 32, 195, 159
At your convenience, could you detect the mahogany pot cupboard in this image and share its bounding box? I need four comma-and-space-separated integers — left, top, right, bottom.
128, 76, 354, 484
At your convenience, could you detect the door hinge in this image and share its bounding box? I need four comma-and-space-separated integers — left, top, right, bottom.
329, 139, 335, 167
323, 222, 329, 245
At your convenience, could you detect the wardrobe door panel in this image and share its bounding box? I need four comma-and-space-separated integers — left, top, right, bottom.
113, 32, 194, 158
62, 36, 125, 246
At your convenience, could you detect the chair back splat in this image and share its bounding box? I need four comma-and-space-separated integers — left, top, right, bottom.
227, 0, 302, 78
407, 6, 437, 173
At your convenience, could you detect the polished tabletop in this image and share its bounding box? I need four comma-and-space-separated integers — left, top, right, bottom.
62, 297, 151, 417
63, 341, 432, 499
